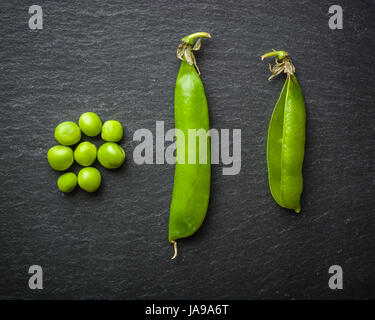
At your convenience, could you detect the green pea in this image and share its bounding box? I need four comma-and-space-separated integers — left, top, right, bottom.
79, 112, 102, 137
78, 167, 101, 192
57, 172, 77, 193
101, 120, 123, 142
55, 121, 81, 146
74, 142, 97, 166
97, 142, 125, 169
47, 145, 74, 171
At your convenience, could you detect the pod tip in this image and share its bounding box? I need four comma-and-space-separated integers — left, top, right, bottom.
171, 241, 178, 260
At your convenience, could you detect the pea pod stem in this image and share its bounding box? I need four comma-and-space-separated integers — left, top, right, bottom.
182, 32, 211, 46
261, 50, 288, 61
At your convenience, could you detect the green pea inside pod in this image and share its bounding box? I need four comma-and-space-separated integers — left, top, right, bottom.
57, 172, 77, 193
78, 167, 101, 192
55, 121, 81, 146
97, 142, 125, 169
101, 120, 123, 142
47, 145, 74, 171
79, 112, 102, 137
74, 141, 97, 166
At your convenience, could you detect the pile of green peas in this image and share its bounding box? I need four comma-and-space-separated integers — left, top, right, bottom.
47, 112, 126, 193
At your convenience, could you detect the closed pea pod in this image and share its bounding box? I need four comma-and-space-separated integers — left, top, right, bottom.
169, 32, 211, 258
261, 50, 306, 213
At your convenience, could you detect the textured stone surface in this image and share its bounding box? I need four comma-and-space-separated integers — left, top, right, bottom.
0, 0, 374, 299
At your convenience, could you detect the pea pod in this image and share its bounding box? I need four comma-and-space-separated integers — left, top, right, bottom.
261, 50, 306, 213
169, 32, 211, 259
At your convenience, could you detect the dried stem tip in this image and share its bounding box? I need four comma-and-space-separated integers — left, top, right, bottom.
261, 50, 295, 80
177, 32, 211, 76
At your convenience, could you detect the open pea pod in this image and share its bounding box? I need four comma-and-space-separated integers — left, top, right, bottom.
262, 51, 306, 213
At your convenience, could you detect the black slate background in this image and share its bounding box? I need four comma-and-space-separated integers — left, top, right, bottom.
0, 0, 374, 299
